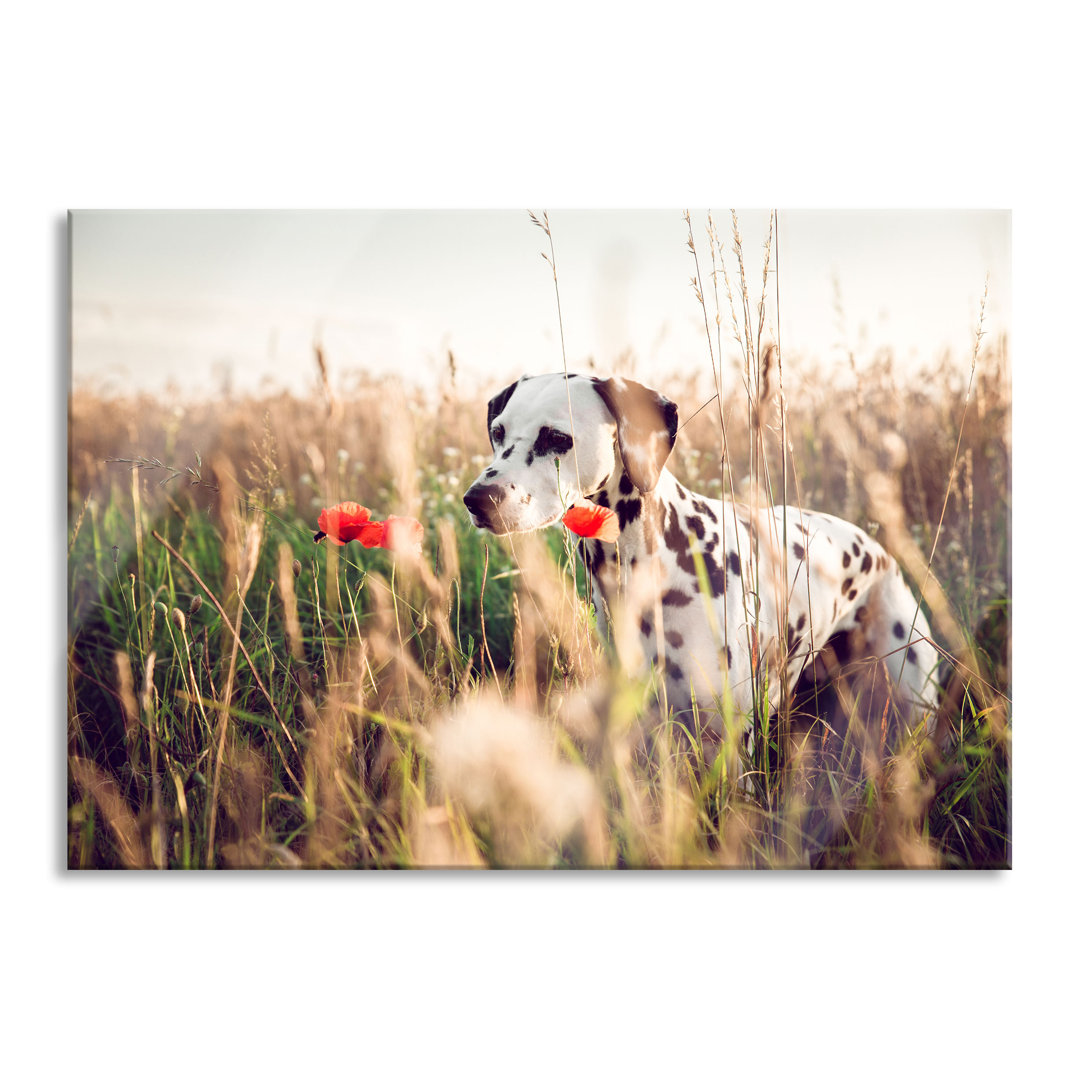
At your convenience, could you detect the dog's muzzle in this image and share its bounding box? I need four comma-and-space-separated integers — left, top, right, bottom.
463, 482, 507, 531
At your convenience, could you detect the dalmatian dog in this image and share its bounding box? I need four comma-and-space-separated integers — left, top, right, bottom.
463, 372, 943, 752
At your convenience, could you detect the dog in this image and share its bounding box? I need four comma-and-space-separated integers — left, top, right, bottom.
463, 372, 943, 754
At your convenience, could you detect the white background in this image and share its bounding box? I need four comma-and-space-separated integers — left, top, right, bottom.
7, 2, 1072, 1076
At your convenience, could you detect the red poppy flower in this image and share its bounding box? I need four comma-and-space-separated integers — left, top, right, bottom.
315, 502, 374, 546
314, 503, 422, 559
562, 500, 620, 543
356, 520, 386, 548
380, 515, 424, 560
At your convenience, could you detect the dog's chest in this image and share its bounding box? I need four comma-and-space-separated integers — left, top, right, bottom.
582, 472, 765, 713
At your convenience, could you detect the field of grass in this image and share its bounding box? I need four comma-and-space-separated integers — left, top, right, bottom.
66, 309, 1011, 868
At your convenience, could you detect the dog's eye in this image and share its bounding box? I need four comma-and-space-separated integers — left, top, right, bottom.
491, 424, 505, 446
532, 426, 574, 458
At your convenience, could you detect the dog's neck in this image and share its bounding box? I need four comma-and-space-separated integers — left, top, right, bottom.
582, 455, 682, 594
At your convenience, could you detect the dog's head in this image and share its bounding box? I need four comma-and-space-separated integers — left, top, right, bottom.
463, 373, 679, 535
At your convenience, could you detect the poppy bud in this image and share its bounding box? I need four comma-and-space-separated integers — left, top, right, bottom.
292, 559, 301, 578
188, 594, 203, 616
171, 607, 186, 633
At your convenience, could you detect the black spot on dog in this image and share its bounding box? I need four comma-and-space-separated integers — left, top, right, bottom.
893, 621, 905, 639
668, 662, 685, 682
595, 489, 611, 509
796, 521, 809, 535
662, 589, 693, 608
796, 613, 806, 631
702, 552, 726, 596
793, 541, 805, 560
860, 552, 873, 574
704, 536, 720, 554
842, 577, 853, 593
725, 646, 733, 667
842, 551, 851, 568
907, 647, 918, 664
484, 468, 497, 479
531, 425, 574, 459
640, 615, 653, 637
591, 541, 606, 568
686, 515, 706, 540
848, 589, 858, 601
675, 481, 688, 500
615, 497, 642, 530
663, 505, 697, 577
852, 542, 861, 558
727, 551, 741, 576
525, 450, 534, 466
666, 630, 684, 649
830, 630, 855, 665
692, 498, 718, 524
854, 605, 868, 623
501, 445, 515, 460
619, 473, 635, 495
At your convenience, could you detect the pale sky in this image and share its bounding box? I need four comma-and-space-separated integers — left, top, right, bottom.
71, 209, 1010, 397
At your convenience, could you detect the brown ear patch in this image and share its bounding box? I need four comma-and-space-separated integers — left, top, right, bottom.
593, 376, 678, 492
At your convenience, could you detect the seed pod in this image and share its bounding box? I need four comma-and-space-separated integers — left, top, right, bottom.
292, 559, 301, 578
188, 594, 203, 616
171, 607, 186, 633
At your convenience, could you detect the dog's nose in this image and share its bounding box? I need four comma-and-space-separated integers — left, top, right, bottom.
463, 483, 505, 524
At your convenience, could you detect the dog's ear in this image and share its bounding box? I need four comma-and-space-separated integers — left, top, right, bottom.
593, 377, 679, 492
486, 380, 521, 450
